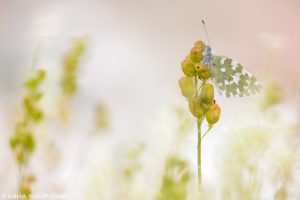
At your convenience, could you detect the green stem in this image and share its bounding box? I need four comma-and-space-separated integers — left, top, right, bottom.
201, 126, 213, 140
197, 117, 202, 192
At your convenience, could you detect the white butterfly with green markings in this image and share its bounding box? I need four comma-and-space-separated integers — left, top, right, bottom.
200, 20, 261, 97
202, 45, 261, 97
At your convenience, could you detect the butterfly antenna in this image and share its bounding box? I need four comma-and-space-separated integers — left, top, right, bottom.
202, 20, 211, 46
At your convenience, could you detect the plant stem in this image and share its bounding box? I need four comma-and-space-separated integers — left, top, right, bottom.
201, 126, 212, 140
197, 117, 202, 192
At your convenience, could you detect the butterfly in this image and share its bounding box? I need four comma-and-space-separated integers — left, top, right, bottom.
201, 45, 261, 97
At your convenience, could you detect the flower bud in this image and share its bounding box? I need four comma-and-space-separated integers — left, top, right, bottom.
181, 56, 196, 77
195, 64, 211, 80
205, 102, 221, 125
200, 83, 214, 105
179, 77, 195, 99
194, 41, 205, 51
189, 46, 203, 63
189, 96, 205, 118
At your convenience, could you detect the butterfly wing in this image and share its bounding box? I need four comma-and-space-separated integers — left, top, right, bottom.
209, 55, 261, 97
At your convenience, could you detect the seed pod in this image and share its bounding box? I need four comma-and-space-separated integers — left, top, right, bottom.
189, 96, 205, 118
36, 70, 46, 82
25, 174, 36, 183
31, 108, 43, 122
10, 134, 21, 150
179, 77, 195, 99
195, 64, 211, 80
205, 102, 221, 125
181, 56, 196, 77
16, 148, 24, 165
24, 78, 38, 89
19, 183, 31, 198
200, 83, 214, 105
22, 132, 35, 153
189, 46, 203, 63
194, 41, 205, 51
200, 101, 211, 112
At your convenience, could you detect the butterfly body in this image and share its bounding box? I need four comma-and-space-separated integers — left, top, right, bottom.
201, 45, 261, 97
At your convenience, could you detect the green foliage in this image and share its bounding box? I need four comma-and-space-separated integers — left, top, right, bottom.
59, 38, 87, 122
261, 82, 283, 111
123, 143, 145, 181
156, 156, 190, 200
61, 39, 86, 97
10, 70, 45, 156
9, 69, 46, 197
95, 103, 109, 131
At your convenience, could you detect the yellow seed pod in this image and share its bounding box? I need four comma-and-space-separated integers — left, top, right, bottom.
16, 148, 24, 165
205, 102, 221, 125
22, 132, 35, 153
36, 70, 46, 82
200, 83, 214, 105
19, 183, 31, 198
194, 40, 205, 51
189, 46, 203, 63
195, 64, 211, 80
179, 76, 195, 99
189, 96, 205, 118
26, 174, 36, 183
181, 56, 196, 77
200, 101, 211, 112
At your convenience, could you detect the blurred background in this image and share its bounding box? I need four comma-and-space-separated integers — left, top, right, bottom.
0, 0, 299, 199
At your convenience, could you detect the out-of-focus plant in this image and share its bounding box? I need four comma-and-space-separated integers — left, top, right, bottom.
59, 38, 86, 121
220, 127, 270, 200
156, 156, 190, 200
9, 69, 46, 198
179, 40, 220, 191
94, 103, 110, 131
84, 142, 146, 200
260, 81, 283, 111
219, 82, 300, 200
116, 142, 146, 200
122, 143, 145, 181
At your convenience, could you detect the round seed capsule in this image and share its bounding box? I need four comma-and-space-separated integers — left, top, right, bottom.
16, 148, 24, 165
36, 70, 46, 82
26, 174, 36, 183
200, 101, 211, 112
21, 132, 35, 153
200, 83, 214, 105
179, 76, 195, 99
19, 183, 31, 198
194, 41, 205, 51
195, 64, 211, 80
205, 102, 221, 125
189, 96, 205, 118
10, 134, 21, 150
181, 56, 196, 77
189, 47, 203, 63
